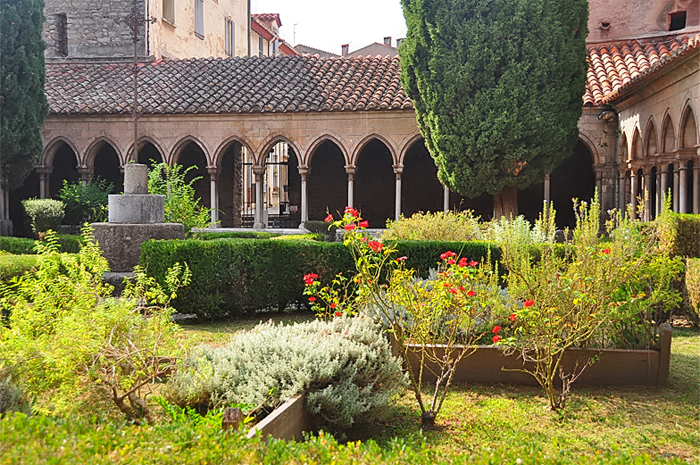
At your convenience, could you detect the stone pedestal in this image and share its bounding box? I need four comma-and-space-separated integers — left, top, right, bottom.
108, 195, 165, 223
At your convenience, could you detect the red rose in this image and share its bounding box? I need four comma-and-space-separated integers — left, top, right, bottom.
492, 335, 501, 343
334, 311, 342, 317
359, 220, 369, 228
469, 260, 478, 267
466, 290, 477, 297
524, 299, 534, 308
308, 297, 316, 302
368, 240, 383, 252
440, 251, 456, 260
344, 206, 359, 217
458, 257, 468, 267
344, 224, 356, 231
330, 303, 337, 309
492, 325, 501, 334
324, 214, 333, 223
447, 259, 456, 265
303, 273, 318, 285
602, 248, 610, 255
509, 313, 517, 322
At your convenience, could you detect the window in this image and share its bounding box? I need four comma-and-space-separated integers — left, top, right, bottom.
272, 39, 277, 57
162, 0, 174, 25
194, 0, 204, 39
55, 14, 68, 57
669, 11, 686, 31
225, 18, 235, 56
259, 36, 263, 57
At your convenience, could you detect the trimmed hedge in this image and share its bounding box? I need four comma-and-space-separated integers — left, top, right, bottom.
685, 258, 700, 319
197, 231, 281, 240
657, 213, 700, 258
0, 235, 84, 255
0, 255, 39, 282
393, 240, 501, 278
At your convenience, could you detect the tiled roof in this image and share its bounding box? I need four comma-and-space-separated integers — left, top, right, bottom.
252, 13, 281, 28
46, 55, 412, 115
585, 33, 700, 106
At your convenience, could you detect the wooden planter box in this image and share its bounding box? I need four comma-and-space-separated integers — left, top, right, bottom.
402, 324, 673, 386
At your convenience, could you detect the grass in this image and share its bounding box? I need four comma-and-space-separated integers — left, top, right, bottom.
1, 322, 697, 464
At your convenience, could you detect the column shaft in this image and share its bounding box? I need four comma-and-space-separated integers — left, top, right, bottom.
694, 168, 700, 214
643, 173, 652, 221
253, 169, 265, 229
630, 173, 638, 219
673, 166, 680, 212
679, 167, 688, 213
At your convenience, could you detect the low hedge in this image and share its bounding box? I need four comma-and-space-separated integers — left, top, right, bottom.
685, 258, 700, 320
657, 212, 700, 258
197, 231, 281, 240
0, 235, 84, 255
393, 240, 501, 278
0, 255, 39, 282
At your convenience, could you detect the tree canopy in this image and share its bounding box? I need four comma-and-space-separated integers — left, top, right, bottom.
1, 0, 47, 190
399, 0, 588, 215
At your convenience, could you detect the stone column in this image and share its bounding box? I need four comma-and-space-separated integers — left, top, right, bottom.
77, 165, 93, 185
660, 169, 669, 213
345, 165, 356, 209
443, 185, 449, 213
207, 167, 219, 228
656, 170, 663, 218
617, 172, 624, 212
643, 171, 652, 221
253, 166, 265, 229
673, 165, 680, 212
679, 164, 688, 213
37, 167, 53, 199
393, 164, 403, 221
544, 173, 551, 212
693, 165, 700, 214
630, 172, 638, 219
298, 166, 309, 223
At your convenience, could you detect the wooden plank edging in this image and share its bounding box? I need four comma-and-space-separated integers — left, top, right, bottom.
246, 393, 317, 441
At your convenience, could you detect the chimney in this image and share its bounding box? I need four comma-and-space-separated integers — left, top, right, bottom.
341, 44, 349, 56
396, 38, 404, 48
384, 36, 392, 46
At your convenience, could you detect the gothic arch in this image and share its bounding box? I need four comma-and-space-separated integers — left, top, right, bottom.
619, 131, 629, 163
212, 135, 255, 168
644, 117, 658, 157
661, 111, 676, 153
305, 133, 350, 166
631, 127, 642, 160
680, 103, 698, 148
170, 135, 211, 166
577, 129, 601, 165
398, 133, 425, 165
42, 136, 80, 167
83, 136, 123, 168
258, 134, 303, 167
350, 134, 398, 165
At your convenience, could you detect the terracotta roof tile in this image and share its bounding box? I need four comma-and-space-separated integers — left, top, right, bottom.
584, 33, 700, 106
46, 55, 413, 115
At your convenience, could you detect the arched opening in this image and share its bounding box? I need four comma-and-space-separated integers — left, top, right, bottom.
681, 107, 697, 148
686, 160, 694, 214
217, 141, 244, 227
138, 141, 164, 168
646, 121, 658, 157
667, 163, 675, 209
9, 171, 40, 237
261, 141, 301, 228
49, 142, 80, 198
519, 139, 596, 228
175, 141, 210, 211
92, 142, 123, 193
307, 140, 347, 221
401, 139, 443, 216
631, 128, 642, 160
662, 115, 676, 153
620, 132, 629, 162
355, 139, 395, 228
650, 166, 658, 218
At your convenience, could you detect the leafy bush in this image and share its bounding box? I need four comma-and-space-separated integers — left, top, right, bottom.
384, 210, 482, 241
21, 198, 65, 235
685, 258, 700, 320
0, 372, 26, 416
57, 178, 112, 225
271, 233, 324, 242
656, 212, 700, 258
164, 317, 406, 433
0, 255, 39, 283
198, 231, 280, 240
393, 240, 499, 278
148, 163, 211, 236
0, 235, 84, 255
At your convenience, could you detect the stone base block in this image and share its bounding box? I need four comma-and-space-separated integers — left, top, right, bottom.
108, 194, 165, 223
103, 272, 136, 296
92, 222, 185, 272
0, 219, 14, 236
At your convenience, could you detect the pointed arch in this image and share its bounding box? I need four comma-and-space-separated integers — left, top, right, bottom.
631, 127, 642, 160
681, 104, 698, 148
42, 136, 80, 167
645, 117, 658, 157
212, 135, 255, 168
83, 136, 123, 168
257, 134, 303, 167
350, 134, 398, 165
576, 128, 601, 165
305, 133, 350, 166
398, 133, 425, 165
170, 135, 211, 166
661, 112, 676, 153
619, 131, 629, 162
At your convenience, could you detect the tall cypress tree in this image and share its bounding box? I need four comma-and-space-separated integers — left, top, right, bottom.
400, 0, 588, 217
0, 0, 47, 191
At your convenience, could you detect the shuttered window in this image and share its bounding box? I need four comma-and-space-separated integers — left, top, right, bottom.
194, 0, 204, 39
162, 0, 174, 25
225, 18, 234, 56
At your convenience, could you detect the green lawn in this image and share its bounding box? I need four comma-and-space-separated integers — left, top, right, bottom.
1, 321, 697, 464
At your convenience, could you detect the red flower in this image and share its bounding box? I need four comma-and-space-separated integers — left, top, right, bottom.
524, 299, 534, 308
440, 251, 457, 260
334, 311, 342, 317
324, 214, 333, 223
492, 325, 501, 334
448, 287, 457, 294
492, 335, 501, 343
458, 257, 468, 267
509, 313, 517, 322
344, 224, 356, 231
368, 240, 383, 252
466, 290, 477, 297
330, 303, 337, 309
458, 286, 465, 292
602, 248, 610, 255
303, 273, 318, 285
396, 256, 407, 262
447, 259, 456, 265
469, 260, 478, 268
359, 220, 369, 228
344, 206, 359, 217
308, 297, 316, 302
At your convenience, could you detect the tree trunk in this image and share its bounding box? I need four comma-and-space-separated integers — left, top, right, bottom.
493, 185, 518, 219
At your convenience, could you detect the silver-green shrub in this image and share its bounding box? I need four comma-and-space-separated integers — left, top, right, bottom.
0, 373, 25, 416
165, 317, 407, 431
21, 198, 65, 235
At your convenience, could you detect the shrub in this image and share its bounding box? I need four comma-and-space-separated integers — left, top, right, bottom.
393, 240, 500, 278
656, 212, 700, 258
0, 235, 84, 255
198, 231, 280, 240
304, 220, 337, 241
164, 317, 406, 433
141, 238, 355, 319
0, 372, 26, 416
0, 255, 38, 283
57, 178, 112, 225
384, 210, 482, 241
685, 258, 700, 320
21, 198, 65, 235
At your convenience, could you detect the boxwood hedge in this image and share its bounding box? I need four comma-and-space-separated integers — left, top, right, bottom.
0, 235, 84, 255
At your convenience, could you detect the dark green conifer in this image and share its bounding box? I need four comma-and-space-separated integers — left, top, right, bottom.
400, 0, 588, 216
1, 0, 47, 190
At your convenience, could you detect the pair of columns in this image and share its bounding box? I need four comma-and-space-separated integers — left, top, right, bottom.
624, 161, 700, 219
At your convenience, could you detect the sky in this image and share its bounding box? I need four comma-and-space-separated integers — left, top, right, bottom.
251, 0, 408, 55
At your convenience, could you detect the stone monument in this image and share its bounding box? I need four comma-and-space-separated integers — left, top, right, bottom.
93, 163, 185, 275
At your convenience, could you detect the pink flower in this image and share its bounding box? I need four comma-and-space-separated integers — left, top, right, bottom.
509, 313, 517, 322
469, 260, 478, 267
448, 288, 457, 294
344, 224, 356, 231
492, 325, 501, 334
524, 299, 534, 308
359, 220, 369, 228
458, 257, 468, 267
324, 214, 333, 223
602, 248, 610, 255
466, 290, 476, 297
368, 240, 383, 252
303, 273, 318, 285
492, 335, 501, 343
396, 256, 407, 262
